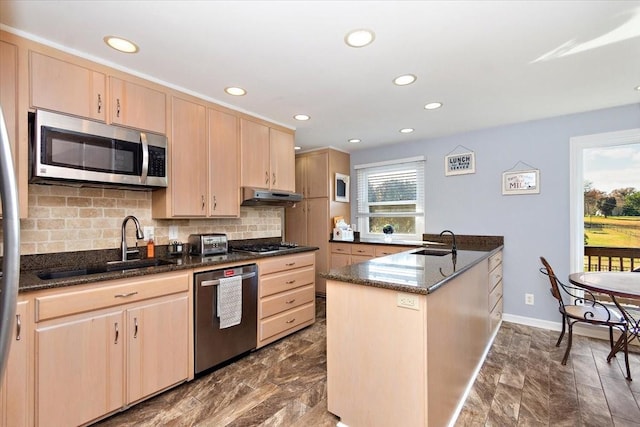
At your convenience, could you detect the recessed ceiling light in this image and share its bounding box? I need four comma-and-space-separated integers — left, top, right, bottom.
399, 128, 414, 134
348, 138, 361, 143
294, 146, 302, 150
424, 102, 443, 110
393, 74, 417, 86
104, 36, 139, 53
635, 85, 640, 91
224, 87, 246, 96
345, 29, 375, 48
294, 114, 310, 121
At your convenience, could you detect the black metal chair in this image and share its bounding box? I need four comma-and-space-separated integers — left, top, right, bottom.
539, 256, 629, 376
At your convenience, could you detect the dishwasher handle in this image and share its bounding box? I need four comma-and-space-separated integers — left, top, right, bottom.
200, 271, 256, 287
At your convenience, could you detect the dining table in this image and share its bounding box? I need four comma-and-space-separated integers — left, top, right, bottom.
569, 271, 640, 380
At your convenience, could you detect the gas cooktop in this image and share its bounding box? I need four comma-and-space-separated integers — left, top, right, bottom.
232, 242, 298, 255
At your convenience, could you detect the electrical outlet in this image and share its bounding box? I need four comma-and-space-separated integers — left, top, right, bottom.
397, 293, 419, 310
525, 293, 534, 305
143, 226, 154, 241
169, 225, 178, 240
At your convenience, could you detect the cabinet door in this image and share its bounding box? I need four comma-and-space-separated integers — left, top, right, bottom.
127, 294, 189, 404
36, 310, 124, 427
30, 51, 106, 121
208, 108, 240, 217
171, 97, 207, 217
110, 77, 166, 134
307, 198, 329, 274
285, 200, 308, 244
269, 128, 295, 192
0, 301, 30, 427
331, 253, 351, 269
294, 155, 306, 196
305, 151, 329, 198
240, 118, 270, 189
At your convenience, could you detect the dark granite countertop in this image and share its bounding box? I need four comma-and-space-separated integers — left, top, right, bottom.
18, 246, 319, 293
330, 233, 503, 252
322, 243, 503, 295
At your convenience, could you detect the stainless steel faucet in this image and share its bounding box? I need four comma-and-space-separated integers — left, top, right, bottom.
121, 215, 144, 261
439, 230, 457, 255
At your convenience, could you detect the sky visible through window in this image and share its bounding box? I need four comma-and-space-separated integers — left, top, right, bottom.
584, 143, 640, 193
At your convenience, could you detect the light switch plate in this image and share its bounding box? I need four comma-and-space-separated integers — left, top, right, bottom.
144, 226, 154, 241
169, 225, 178, 240
397, 293, 419, 310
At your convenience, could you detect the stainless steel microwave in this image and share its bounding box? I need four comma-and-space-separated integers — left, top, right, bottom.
30, 110, 167, 189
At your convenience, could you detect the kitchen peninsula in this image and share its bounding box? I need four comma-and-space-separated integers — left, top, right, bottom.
323, 237, 503, 427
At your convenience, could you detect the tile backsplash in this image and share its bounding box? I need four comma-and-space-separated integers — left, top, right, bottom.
0, 184, 283, 256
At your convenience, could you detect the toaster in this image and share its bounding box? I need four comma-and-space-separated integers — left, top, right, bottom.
188, 233, 228, 256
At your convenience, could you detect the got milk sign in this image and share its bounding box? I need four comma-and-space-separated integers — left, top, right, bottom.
502, 170, 540, 195
444, 152, 475, 176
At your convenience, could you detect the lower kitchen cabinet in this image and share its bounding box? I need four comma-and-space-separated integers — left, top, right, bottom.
257, 252, 316, 348
0, 300, 31, 427
33, 271, 190, 427
330, 242, 415, 268
488, 250, 504, 334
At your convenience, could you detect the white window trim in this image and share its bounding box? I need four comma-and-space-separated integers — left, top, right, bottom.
355, 156, 425, 241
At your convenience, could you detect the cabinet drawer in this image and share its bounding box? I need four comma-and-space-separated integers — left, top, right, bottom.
489, 265, 503, 290
260, 284, 315, 318
35, 271, 189, 322
488, 251, 503, 272
259, 302, 315, 341
374, 245, 412, 257
261, 266, 314, 298
351, 245, 375, 257
489, 280, 503, 312
331, 243, 352, 255
259, 252, 315, 275
490, 297, 503, 332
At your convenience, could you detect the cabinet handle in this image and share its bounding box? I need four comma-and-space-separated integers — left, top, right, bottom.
286, 318, 296, 324
273, 172, 276, 186
285, 298, 296, 304
285, 262, 296, 266
285, 280, 296, 284
134, 317, 139, 339
265, 171, 269, 185
15, 314, 21, 341
114, 322, 119, 344
114, 291, 138, 298
202, 195, 205, 210
213, 195, 217, 211
116, 98, 121, 118
356, 250, 365, 253
97, 94, 102, 113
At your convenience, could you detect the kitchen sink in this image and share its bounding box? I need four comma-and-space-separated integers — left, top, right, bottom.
37, 258, 176, 280
411, 249, 452, 256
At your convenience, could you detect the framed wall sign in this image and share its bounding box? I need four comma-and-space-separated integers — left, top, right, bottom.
502, 169, 540, 195
335, 173, 350, 202
445, 151, 475, 176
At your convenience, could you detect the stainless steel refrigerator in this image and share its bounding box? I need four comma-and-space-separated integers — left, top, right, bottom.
0, 106, 20, 379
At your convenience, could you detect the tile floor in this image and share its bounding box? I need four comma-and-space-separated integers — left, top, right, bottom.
95, 298, 640, 426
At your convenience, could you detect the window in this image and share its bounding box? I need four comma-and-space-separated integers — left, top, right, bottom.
355, 156, 425, 240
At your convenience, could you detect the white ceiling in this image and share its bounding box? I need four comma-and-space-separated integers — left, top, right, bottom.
1, 1, 639, 153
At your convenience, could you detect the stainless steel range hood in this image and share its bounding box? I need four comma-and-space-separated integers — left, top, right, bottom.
241, 187, 302, 207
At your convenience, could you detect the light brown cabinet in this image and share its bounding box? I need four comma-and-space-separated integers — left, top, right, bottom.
0, 300, 31, 427
154, 97, 239, 218
257, 252, 316, 348
30, 51, 106, 121
330, 242, 414, 268
285, 149, 350, 294
109, 76, 166, 134
33, 271, 189, 427
240, 118, 295, 192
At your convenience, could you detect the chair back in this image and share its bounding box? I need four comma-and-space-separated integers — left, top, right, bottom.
540, 256, 563, 304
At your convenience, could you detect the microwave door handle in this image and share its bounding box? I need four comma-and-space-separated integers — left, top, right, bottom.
140, 132, 149, 184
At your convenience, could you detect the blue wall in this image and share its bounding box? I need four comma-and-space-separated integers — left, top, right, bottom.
349, 103, 640, 322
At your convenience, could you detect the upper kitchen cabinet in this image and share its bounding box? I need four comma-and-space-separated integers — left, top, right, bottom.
109, 77, 166, 134
152, 97, 240, 218
30, 51, 106, 122
165, 96, 208, 217
296, 150, 329, 198
240, 118, 295, 192
1, 35, 28, 219
208, 108, 240, 217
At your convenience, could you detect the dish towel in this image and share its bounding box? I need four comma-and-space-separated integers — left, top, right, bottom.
217, 275, 243, 329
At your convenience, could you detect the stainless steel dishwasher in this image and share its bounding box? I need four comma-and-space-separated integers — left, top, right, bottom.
194, 264, 258, 374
